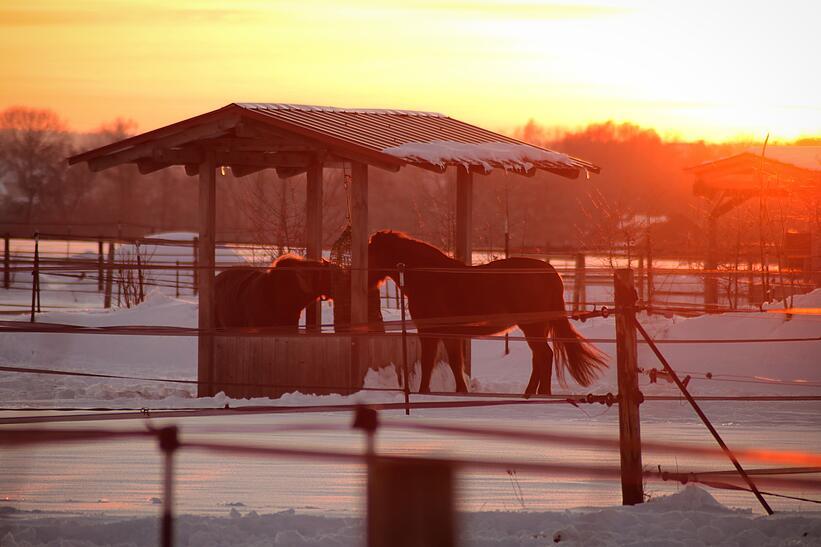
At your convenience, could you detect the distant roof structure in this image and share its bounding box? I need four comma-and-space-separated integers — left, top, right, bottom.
68, 102, 599, 178
687, 145, 821, 196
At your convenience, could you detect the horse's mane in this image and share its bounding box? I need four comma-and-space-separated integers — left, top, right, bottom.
370, 230, 458, 265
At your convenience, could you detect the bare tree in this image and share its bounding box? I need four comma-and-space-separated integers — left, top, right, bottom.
0, 107, 69, 222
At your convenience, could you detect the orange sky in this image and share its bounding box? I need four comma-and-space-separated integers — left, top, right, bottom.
1, 0, 819, 141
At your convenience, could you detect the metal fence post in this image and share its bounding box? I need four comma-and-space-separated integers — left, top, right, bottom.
158, 426, 179, 547
614, 268, 644, 505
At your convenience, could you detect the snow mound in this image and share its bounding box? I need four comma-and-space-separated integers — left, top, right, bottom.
642, 485, 733, 513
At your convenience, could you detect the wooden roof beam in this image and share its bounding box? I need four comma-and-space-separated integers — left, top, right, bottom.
86, 115, 241, 172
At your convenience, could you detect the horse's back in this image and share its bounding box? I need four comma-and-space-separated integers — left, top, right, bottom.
408, 256, 565, 330
214, 267, 273, 327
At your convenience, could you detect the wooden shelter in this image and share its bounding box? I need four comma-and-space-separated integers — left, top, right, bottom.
69, 103, 599, 397
687, 146, 821, 305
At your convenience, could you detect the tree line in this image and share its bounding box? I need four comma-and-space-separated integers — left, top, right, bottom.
1, 105, 816, 258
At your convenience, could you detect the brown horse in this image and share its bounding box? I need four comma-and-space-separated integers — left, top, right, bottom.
368, 231, 607, 395
215, 255, 338, 329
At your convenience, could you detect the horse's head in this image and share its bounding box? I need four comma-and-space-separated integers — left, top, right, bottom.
276, 255, 339, 300
368, 230, 402, 289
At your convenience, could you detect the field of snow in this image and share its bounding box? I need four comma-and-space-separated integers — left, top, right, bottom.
2, 486, 819, 546
0, 272, 819, 545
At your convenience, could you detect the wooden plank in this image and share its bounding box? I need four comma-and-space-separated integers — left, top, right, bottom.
306, 163, 324, 330
350, 161, 370, 387
455, 166, 473, 376
614, 269, 643, 505
367, 459, 455, 547
197, 150, 217, 398
211, 334, 421, 398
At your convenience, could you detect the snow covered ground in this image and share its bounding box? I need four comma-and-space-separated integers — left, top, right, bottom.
0, 282, 819, 545
1, 486, 819, 546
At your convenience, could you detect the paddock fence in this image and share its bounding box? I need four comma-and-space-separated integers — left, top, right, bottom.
1, 234, 820, 546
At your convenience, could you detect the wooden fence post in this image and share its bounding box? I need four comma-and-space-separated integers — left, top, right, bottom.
104, 242, 114, 309
645, 236, 654, 308
30, 233, 40, 322
192, 236, 199, 296
97, 239, 104, 291
637, 254, 645, 302
614, 269, 644, 505
136, 242, 145, 303
704, 216, 718, 310
368, 458, 455, 547
4, 233, 10, 290
573, 253, 586, 312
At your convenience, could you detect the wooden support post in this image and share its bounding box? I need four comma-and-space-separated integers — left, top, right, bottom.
306, 163, 323, 331
614, 269, 644, 506
368, 458, 455, 547
350, 161, 369, 388
197, 150, 217, 398
104, 242, 114, 309
97, 239, 104, 291
3, 233, 9, 290
455, 166, 473, 376
573, 253, 586, 312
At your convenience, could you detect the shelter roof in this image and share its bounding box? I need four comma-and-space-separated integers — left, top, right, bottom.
687, 146, 821, 196
68, 103, 599, 178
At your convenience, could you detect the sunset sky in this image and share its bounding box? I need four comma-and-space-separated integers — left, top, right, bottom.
1, 0, 818, 141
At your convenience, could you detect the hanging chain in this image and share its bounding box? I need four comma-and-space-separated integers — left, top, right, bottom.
342, 162, 353, 225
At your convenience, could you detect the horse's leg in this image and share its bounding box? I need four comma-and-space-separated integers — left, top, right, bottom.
443, 337, 469, 393
521, 324, 553, 395
418, 334, 438, 394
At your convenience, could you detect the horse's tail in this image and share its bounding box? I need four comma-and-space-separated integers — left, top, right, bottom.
548, 315, 608, 387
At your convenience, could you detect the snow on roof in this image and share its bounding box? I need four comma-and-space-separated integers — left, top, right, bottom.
744, 145, 821, 172
382, 140, 584, 175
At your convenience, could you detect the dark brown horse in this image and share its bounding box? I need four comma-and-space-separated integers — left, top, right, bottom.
368, 231, 607, 395
215, 255, 338, 328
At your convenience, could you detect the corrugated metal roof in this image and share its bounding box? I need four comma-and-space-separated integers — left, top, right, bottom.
69, 102, 599, 178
